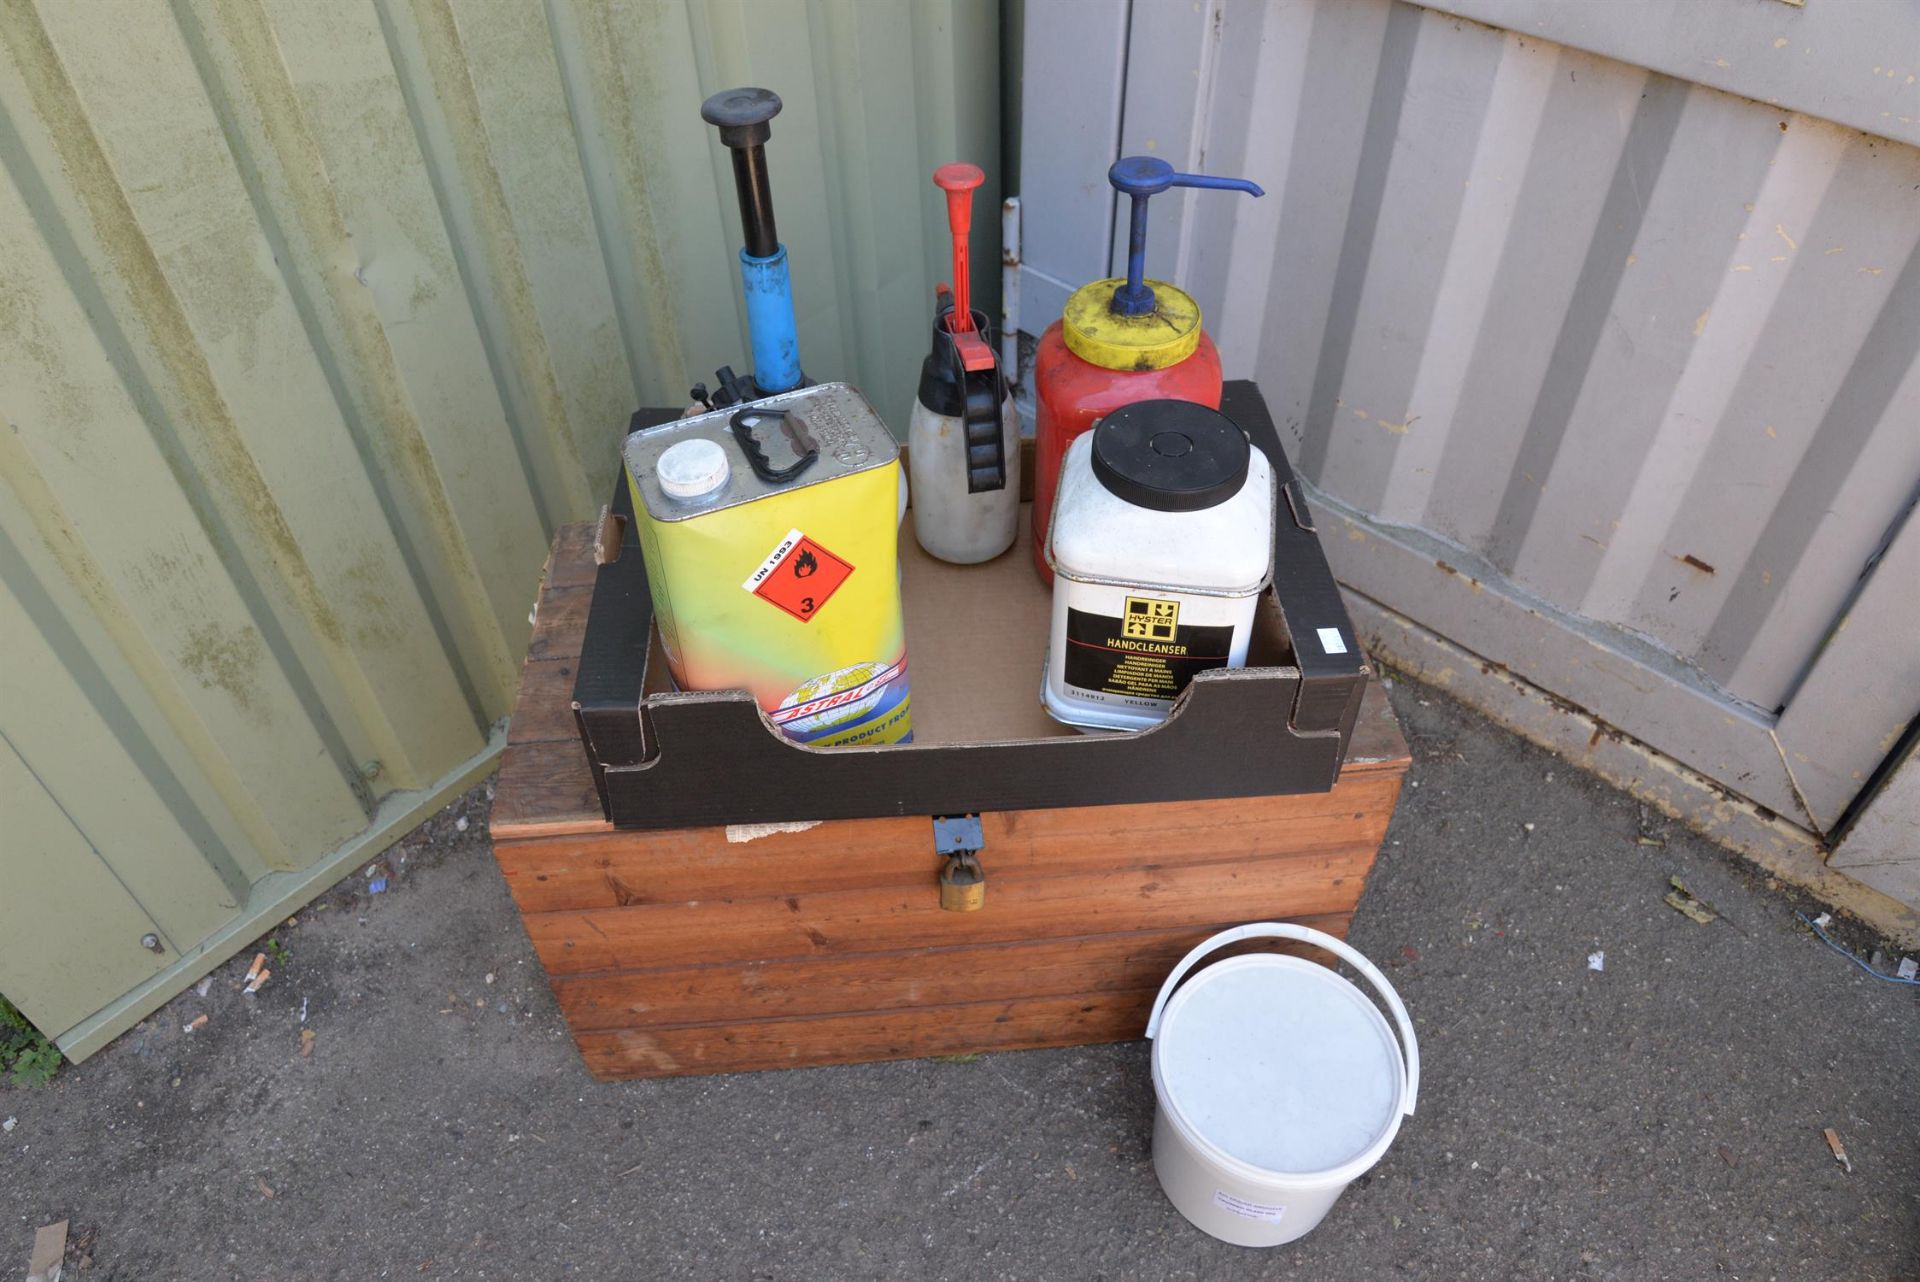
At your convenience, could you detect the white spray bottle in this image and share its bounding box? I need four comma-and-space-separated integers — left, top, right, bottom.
908, 162, 1019, 563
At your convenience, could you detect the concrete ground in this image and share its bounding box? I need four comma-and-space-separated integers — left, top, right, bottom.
4, 682, 1916, 1282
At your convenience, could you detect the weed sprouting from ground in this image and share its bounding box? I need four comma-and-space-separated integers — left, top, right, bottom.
0, 995, 61, 1087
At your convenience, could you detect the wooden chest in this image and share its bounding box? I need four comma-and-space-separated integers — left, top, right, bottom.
492, 524, 1410, 1081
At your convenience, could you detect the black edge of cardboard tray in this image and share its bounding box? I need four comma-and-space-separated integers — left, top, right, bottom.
1219, 381, 1368, 740
570, 406, 670, 817
570, 382, 1367, 828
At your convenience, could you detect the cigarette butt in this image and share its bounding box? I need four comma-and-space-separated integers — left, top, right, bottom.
245, 952, 268, 983
243, 968, 271, 995
185, 1014, 209, 1033
1823, 1127, 1852, 1173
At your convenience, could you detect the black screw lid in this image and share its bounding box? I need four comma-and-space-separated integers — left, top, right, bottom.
701, 87, 782, 149
1091, 400, 1250, 512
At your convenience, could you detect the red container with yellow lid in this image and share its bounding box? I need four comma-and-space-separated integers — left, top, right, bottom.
1029, 157, 1262, 582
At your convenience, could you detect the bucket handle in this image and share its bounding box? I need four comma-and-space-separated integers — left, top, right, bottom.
1145, 922, 1419, 1117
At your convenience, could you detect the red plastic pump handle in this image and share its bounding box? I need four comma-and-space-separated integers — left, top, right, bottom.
933, 163, 984, 333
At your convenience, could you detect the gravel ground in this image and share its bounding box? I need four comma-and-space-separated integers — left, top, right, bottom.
3, 681, 1916, 1281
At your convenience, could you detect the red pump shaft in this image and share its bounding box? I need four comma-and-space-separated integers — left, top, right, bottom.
932, 162, 995, 372
933, 163, 984, 333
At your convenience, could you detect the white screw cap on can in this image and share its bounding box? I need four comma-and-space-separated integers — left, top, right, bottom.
657, 438, 731, 500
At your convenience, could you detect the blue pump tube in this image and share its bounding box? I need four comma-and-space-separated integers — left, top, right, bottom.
740, 245, 802, 395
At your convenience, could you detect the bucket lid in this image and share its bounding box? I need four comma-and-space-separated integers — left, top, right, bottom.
1157, 955, 1404, 1176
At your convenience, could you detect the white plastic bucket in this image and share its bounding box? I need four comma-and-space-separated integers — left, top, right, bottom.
1145, 922, 1419, 1247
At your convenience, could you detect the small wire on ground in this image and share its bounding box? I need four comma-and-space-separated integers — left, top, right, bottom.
1795, 912, 1920, 986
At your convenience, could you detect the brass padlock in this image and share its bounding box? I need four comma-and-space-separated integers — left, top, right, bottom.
939, 851, 986, 912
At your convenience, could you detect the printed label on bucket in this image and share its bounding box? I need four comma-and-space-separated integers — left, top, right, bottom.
1211, 1191, 1286, 1225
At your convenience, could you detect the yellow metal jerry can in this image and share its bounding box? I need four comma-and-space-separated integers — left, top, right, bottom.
623, 383, 912, 747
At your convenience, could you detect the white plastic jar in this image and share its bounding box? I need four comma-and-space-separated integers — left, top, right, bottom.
1042, 400, 1274, 731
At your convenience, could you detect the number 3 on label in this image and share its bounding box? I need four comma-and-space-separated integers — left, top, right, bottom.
800, 596, 815, 615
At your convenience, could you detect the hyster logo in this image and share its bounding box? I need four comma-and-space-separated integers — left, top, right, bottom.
1121, 596, 1180, 642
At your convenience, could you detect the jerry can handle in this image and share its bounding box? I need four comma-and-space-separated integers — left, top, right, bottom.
1144, 921, 1418, 1117
730, 406, 819, 484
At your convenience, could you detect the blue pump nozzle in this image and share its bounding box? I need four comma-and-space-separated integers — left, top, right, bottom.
1107, 156, 1263, 316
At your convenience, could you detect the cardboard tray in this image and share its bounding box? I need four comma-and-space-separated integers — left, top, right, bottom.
571, 381, 1368, 829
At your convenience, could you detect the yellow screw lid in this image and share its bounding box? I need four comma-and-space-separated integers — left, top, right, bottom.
1062, 277, 1204, 372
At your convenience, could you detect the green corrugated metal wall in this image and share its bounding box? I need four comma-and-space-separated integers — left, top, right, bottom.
0, 0, 1000, 1060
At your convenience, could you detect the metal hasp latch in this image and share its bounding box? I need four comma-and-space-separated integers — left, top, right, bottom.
933, 813, 986, 912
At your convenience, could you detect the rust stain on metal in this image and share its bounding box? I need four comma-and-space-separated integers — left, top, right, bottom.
566, 0, 692, 396
0, 0, 347, 639
180, 621, 267, 713
212, 0, 523, 699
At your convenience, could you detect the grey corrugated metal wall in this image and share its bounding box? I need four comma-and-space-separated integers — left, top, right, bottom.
0, 0, 999, 1059
1018, 0, 1920, 904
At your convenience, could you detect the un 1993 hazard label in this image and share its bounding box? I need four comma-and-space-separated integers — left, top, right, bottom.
1062, 595, 1234, 703
742, 528, 854, 623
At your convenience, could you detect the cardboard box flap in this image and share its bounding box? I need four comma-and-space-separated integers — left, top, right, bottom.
601, 659, 1332, 828
1215, 383, 1367, 733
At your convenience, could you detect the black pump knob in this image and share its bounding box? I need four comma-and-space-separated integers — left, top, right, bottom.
700, 87, 782, 149
700, 87, 784, 259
